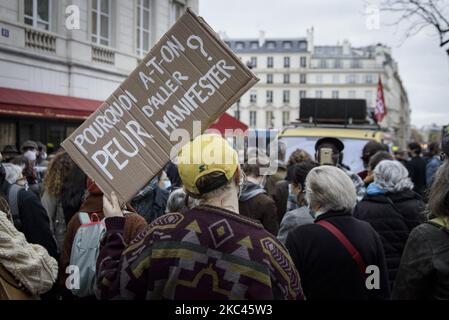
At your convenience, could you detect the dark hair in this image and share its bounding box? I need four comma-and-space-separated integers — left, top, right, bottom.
164, 161, 182, 189
195, 171, 232, 197
369, 151, 394, 171
427, 142, 440, 156
0, 164, 5, 186
287, 149, 312, 167
428, 160, 449, 218
362, 141, 388, 165
61, 163, 86, 224
408, 142, 422, 155
286, 161, 319, 189
242, 155, 269, 178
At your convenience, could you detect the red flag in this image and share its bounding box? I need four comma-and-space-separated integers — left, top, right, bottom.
375, 77, 387, 123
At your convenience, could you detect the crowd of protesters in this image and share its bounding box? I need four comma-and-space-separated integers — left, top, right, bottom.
0, 132, 448, 300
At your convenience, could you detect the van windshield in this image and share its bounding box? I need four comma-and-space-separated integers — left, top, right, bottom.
279, 136, 372, 173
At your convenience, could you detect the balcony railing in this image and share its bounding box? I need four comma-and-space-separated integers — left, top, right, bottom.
25, 28, 56, 53
92, 46, 115, 65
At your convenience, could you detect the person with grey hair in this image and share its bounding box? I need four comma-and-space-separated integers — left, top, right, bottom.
286, 165, 390, 300
165, 188, 197, 214
354, 160, 426, 289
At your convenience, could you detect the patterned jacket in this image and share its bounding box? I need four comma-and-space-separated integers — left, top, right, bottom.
96, 205, 304, 300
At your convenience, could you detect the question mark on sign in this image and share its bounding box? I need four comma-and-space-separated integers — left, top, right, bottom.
187, 35, 212, 61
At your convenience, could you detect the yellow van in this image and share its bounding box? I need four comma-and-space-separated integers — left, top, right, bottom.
278, 125, 387, 173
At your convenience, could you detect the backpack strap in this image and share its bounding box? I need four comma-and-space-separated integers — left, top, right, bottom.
78, 212, 91, 225
316, 220, 367, 277
7, 184, 23, 230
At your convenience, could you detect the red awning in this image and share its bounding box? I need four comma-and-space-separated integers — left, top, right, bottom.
207, 112, 248, 135
0, 87, 249, 135
0, 87, 102, 120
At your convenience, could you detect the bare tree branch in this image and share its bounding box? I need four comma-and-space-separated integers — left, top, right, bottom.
380, 0, 449, 55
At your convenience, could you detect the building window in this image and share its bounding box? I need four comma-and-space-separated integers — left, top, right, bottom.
284, 56, 290, 68
347, 74, 357, 84
351, 60, 361, 68
334, 59, 342, 68
171, 0, 185, 24
137, 0, 151, 57
24, 0, 51, 31
250, 90, 257, 103
283, 90, 290, 103
332, 90, 339, 99
300, 73, 306, 84
348, 90, 356, 98
266, 41, 275, 49
365, 90, 372, 107
236, 42, 244, 50
316, 74, 323, 83
298, 41, 307, 50
320, 59, 327, 68
266, 74, 273, 84
365, 74, 373, 83
250, 111, 257, 127
267, 56, 273, 68
234, 109, 240, 120
333, 74, 340, 83
92, 0, 111, 46
266, 90, 273, 103
250, 41, 258, 49
283, 74, 290, 84
300, 56, 307, 68
266, 111, 274, 128
315, 90, 323, 98
282, 111, 290, 126
299, 90, 306, 99
283, 41, 292, 49
250, 57, 257, 68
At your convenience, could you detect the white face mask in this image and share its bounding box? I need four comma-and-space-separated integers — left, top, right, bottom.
162, 179, 171, 190
24, 150, 37, 162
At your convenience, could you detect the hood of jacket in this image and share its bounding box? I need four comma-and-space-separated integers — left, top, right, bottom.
363, 189, 422, 204
239, 181, 266, 202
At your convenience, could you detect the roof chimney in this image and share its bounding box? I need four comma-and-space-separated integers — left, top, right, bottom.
307, 26, 314, 53
342, 39, 351, 55
259, 30, 265, 47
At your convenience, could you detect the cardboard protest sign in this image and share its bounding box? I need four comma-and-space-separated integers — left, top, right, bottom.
62, 8, 259, 203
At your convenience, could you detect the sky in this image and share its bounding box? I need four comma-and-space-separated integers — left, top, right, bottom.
199, 0, 449, 128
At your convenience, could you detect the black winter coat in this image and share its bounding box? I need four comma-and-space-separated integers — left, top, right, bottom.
406, 157, 427, 196
286, 210, 390, 300
392, 221, 449, 299
353, 190, 426, 287
0, 180, 58, 259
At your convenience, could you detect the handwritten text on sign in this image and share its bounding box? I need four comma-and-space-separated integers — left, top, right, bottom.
73, 35, 235, 180
62, 9, 258, 203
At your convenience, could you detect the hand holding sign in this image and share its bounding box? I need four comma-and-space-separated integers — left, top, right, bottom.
103, 192, 124, 219
62, 8, 258, 203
